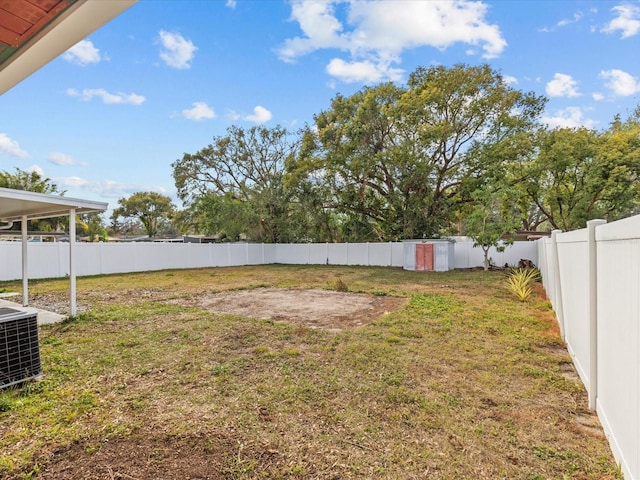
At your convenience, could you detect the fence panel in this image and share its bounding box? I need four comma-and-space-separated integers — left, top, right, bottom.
595, 220, 640, 480
0, 239, 537, 280
489, 241, 538, 267
226, 244, 248, 266
275, 244, 309, 264
556, 229, 591, 390
390, 243, 404, 267
537, 214, 640, 480
0, 242, 21, 281
183, 244, 208, 269
450, 238, 538, 269
537, 238, 552, 302
77, 244, 101, 276
95, 243, 132, 274
207, 244, 229, 267
346, 243, 369, 265
308, 244, 330, 265
262, 244, 277, 265
368, 242, 394, 266
29, 243, 66, 278
327, 243, 348, 265
246, 244, 265, 265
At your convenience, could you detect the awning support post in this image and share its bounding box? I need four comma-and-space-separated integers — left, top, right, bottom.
21, 215, 28, 307
69, 208, 76, 316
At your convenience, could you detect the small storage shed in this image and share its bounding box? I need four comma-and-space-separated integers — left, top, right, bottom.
403, 239, 455, 272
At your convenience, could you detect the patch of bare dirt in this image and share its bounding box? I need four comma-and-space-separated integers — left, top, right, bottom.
171, 288, 406, 332
35, 429, 282, 480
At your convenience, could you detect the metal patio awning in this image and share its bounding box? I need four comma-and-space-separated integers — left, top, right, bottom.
0, 187, 107, 222
0, 187, 108, 317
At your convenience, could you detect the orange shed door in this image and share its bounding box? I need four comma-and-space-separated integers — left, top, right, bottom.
415, 243, 434, 271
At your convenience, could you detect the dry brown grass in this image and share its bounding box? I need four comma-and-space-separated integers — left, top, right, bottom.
0, 265, 621, 479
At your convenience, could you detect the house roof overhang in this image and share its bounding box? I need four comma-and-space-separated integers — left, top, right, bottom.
0, 0, 137, 95
0, 187, 107, 223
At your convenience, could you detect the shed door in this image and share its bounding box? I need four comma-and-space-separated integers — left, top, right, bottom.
415, 243, 434, 271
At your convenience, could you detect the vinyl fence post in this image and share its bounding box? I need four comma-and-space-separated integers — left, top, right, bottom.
21, 215, 28, 307
587, 219, 606, 411
551, 230, 565, 340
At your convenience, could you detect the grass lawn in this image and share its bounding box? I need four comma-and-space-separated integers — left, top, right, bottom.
0, 265, 621, 479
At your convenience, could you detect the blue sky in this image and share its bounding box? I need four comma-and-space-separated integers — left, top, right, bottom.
1, 0, 640, 212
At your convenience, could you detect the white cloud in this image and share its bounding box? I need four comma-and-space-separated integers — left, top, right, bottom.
48, 152, 87, 166
67, 88, 145, 105
557, 11, 584, 27
56, 177, 168, 200
57, 176, 91, 188
602, 4, 640, 38
0, 133, 28, 158
97, 180, 142, 198
181, 102, 216, 121
502, 75, 518, 85
27, 164, 44, 176
243, 106, 273, 123
600, 68, 640, 96
278, 1, 347, 60
546, 73, 581, 98
277, 0, 506, 83
158, 30, 197, 69
226, 0, 237, 8
541, 107, 596, 129
226, 110, 242, 121
326, 58, 403, 83
592, 92, 605, 101
62, 40, 103, 65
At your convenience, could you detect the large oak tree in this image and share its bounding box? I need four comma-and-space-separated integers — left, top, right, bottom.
172, 125, 300, 242
112, 192, 175, 238
287, 64, 546, 240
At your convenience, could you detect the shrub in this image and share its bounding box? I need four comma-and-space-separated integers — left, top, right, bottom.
333, 277, 349, 292
506, 268, 540, 302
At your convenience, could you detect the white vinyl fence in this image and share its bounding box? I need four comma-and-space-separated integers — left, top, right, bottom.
538, 215, 640, 480
0, 238, 538, 281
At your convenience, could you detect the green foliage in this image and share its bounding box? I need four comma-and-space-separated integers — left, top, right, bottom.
112, 191, 175, 238
0, 168, 67, 232
189, 192, 259, 241
78, 212, 107, 241
465, 187, 520, 270
172, 125, 302, 242
168, 65, 640, 241
0, 168, 60, 194
0, 395, 14, 412
517, 114, 640, 231
289, 63, 546, 240
506, 268, 541, 302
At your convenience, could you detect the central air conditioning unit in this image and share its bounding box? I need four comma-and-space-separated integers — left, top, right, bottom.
0, 307, 42, 389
